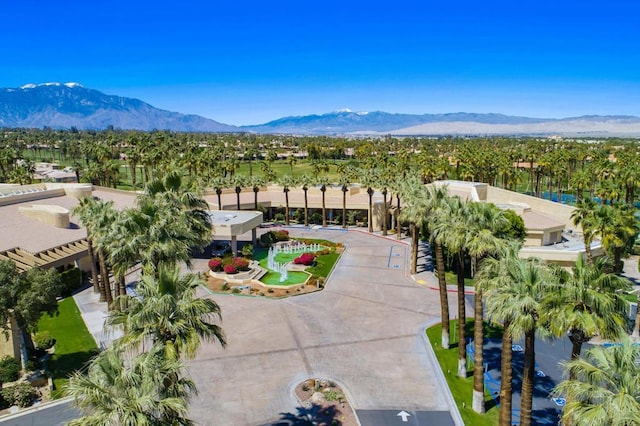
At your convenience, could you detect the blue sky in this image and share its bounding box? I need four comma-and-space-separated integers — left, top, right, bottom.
1, 0, 639, 125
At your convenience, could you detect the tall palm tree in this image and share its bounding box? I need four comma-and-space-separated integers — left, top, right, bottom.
571, 198, 598, 265
277, 175, 297, 226
359, 168, 379, 233
298, 174, 314, 227
107, 264, 226, 361
552, 338, 640, 425
67, 345, 196, 426
483, 245, 554, 426
434, 196, 469, 378
232, 175, 247, 210
546, 255, 630, 364
249, 175, 265, 211
465, 202, 509, 413
73, 197, 103, 299
316, 175, 331, 227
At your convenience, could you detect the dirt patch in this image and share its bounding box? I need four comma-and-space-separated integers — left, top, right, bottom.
291, 378, 358, 426
204, 275, 325, 298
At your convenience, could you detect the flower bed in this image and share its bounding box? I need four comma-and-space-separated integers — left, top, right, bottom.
294, 252, 316, 266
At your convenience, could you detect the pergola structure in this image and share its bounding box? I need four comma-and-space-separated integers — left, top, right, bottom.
0, 239, 88, 273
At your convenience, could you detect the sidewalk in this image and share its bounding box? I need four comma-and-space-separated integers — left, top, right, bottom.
72, 287, 118, 350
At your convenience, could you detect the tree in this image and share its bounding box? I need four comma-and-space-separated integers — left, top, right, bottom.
482, 245, 554, 426
73, 197, 103, 297
277, 175, 297, 226
127, 171, 212, 275
433, 196, 469, 378
316, 176, 331, 227
552, 338, 640, 426
107, 264, 226, 361
298, 174, 314, 227
249, 175, 265, 211
465, 202, 509, 413
67, 345, 196, 426
359, 168, 378, 233
546, 255, 630, 364
0, 260, 63, 334
571, 198, 598, 265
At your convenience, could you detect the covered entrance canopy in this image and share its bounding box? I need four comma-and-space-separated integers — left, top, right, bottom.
207, 210, 263, 254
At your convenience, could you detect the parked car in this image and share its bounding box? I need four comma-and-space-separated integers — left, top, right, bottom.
211, 241, 231, 256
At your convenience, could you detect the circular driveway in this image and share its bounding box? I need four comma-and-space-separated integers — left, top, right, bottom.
188, 228, 458, 425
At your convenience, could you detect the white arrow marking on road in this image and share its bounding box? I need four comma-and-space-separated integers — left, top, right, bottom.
397, 410, 411, 422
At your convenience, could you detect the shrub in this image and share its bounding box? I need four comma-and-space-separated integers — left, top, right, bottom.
1, 383, 38, 408
241, 244, 254, 258
25, 359, 40, 372
208, 257, 223, 271
59, 268, 82, 297
260, 232, 277, 246
223, 264, 237, 274
294, 253, 316, 266
0, 356, 21, 383
33, 331, 55, 351
274, 230, 290, 241
232, 257, 250, 271
221, 282, 230, 291
231, 288, 241, 294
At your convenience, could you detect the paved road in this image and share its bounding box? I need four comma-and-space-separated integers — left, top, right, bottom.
1, 229, 460, 426
0, 400, 78, 426
357, 409, 455, 426
188, 228, 459, 425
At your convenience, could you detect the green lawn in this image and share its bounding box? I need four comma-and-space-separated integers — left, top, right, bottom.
426, 319, 500, 426
38, 297, 99, 398
253, 242, 339, 285
444, 271, 475, 287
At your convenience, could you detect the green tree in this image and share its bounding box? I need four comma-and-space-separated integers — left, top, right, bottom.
67, 345, 196, 426
552, 338, 640, 426
0, 260, 63, 334
107, 264, 226, 361
482, 242, 554, 426
546, 255, 630, 364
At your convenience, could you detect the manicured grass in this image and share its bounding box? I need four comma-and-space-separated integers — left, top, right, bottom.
427, 319, 500, 426
307, 252, 340, 278
259, 270, 310, 286
624, 292, 639, 303
444, 271, 475, 287
37, 297, 99, 398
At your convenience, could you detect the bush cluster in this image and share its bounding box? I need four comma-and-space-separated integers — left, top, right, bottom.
260, 230, 290, 246
33, 331, 55, 351
223, 264, 237, 274
0, 356, 21, 383
294, 253, 316, 266
1, 382, 38, 408
208, 257, 223, 272
231, 257, 250, 271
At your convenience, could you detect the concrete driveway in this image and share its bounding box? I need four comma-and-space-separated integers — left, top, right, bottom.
187, 228, 458, 425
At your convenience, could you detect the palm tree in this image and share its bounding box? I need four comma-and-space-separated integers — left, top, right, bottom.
232, 175, 247, 210
359, 168, 379, 233
249, 175, 265, 210
67, 345, 196, 426
546, 255, 630, 364
128, 172, 212, 275
317, 176, 331, 227
433, 196, 469, 378
465, 202, 509, 413
483, 244, 554, 426
571, 198, 598, 265
552, 338, 640, 425
107, 264, 226, 360
277, 175, 297, 226
73, 197, 104, 299
210, 176, 228, 210
298, 174, 314, 227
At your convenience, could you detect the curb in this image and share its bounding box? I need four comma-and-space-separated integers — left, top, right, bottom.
421, 320, 465, 426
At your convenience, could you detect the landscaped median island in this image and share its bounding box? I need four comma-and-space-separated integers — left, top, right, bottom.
288, 378, 358, 426
205, 230, 343, 298
426, 319, 501, 426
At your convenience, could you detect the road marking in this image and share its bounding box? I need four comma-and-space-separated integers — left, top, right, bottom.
397, 410, 411, 422
416, 279, 426, 285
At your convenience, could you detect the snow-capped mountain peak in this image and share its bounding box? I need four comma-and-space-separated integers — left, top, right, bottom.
18, 82, 84, 90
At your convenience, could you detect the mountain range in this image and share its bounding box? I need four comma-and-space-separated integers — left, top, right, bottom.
2, 82, 640, 136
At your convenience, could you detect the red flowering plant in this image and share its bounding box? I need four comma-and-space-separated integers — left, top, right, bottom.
208, 257, 223, 271
294, 252, 316, 266
232, 257, 250, 271
223, 264, 237, 274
